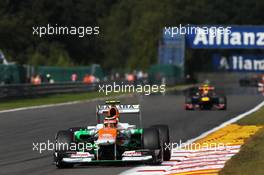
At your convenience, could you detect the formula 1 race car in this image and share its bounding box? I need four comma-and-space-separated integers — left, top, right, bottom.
53, 100, 171, 168
185, 84, 227, 110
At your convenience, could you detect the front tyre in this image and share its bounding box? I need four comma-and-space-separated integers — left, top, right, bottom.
143, 128, 162, 165
54, 130, 74, 168
151, 125, 171, 161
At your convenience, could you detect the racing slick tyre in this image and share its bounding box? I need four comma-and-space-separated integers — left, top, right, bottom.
143, 128, 162, 165
185, 97, 193, 110
151, 125, 171, 161
218, 97, 227, 110
54, 130, 74, 168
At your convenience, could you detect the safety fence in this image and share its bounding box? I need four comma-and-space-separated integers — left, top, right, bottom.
0, 82, 97, 99
0, 64, 104, 84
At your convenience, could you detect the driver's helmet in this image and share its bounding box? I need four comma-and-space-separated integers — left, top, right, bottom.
199, 84, 210, 95
107, 107, 119, 117
103, 115, 118, 128
103, 106, 120, 128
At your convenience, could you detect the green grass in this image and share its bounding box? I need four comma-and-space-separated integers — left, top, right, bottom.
237, 106, 264, 126
0, 84, 193, 111
166, 84, 195, 91
0, 91, 125, 110
220, 106, 264, 175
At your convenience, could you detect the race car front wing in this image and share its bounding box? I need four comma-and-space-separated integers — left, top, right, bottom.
55, 149, 161, 164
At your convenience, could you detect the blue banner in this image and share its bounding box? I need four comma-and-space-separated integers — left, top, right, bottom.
186, 26, 264, 49
213, 54, 264, 72
159, 29, 185, 67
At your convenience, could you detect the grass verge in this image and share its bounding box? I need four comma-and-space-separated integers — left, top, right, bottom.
219, 105, 264, 175
0, 84, 193, 111
0, 91, 125, 111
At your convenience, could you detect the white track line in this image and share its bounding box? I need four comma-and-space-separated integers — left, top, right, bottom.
182, 100, 264, 146
0, 94, 131, 114
0, 85, 189, 114
120, 100, 264, 175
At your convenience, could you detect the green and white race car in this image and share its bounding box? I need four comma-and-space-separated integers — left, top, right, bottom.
53, 101, 171, 168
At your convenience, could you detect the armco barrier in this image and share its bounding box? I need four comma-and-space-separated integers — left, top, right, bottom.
0, 81, 260, 100
0, 80, 138, 99
0, 82, 97, 99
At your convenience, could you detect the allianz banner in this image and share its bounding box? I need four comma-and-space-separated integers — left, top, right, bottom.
213, 54, 264, 72
186, 26, 264, 49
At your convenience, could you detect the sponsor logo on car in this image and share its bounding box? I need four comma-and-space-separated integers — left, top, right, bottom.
122, 151, 142, 157
71, 152, 93, 158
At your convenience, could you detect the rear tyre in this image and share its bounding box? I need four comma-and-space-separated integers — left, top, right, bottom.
143, 128, 161, 165
151, 125, 171, 161
54, 130, 74, 168
218, 97, 227, 110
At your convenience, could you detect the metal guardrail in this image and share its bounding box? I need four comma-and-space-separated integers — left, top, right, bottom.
0, 81, 261, 100
0, 80, 141, 99
0, 82, 98, 99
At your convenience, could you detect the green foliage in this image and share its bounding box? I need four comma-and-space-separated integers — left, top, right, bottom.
0, 0, 263, 71
28, 42, 72, 66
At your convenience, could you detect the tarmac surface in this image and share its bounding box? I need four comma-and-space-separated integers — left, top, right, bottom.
0, 88, 263, 175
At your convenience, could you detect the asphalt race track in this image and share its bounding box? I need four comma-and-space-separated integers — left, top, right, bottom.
0, 88, 263, 175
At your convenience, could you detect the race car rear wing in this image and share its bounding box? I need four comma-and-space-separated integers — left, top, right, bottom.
96, 103, 141, 125
96, 104, 140, 114
198, 86, 215, 90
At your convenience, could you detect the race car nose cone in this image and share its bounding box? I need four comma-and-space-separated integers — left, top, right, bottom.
201, 97, 210, 101
96, 137, 116, 145
97, 128, 117, 145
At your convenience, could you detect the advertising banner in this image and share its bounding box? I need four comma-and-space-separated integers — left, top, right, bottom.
186, 26, 264, 49
213, 54, 264, 72
159, 29, 185, 69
